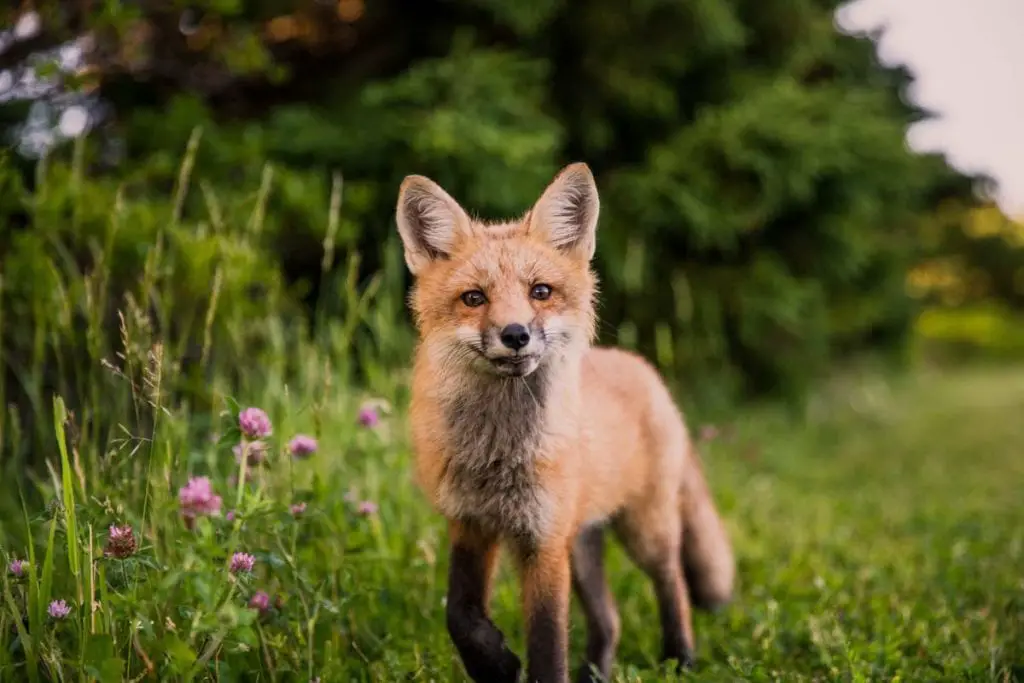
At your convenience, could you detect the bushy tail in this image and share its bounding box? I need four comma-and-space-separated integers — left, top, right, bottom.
680, 451, 735, 611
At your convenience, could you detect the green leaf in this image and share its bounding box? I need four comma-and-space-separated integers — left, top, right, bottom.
84, 658, 125, 683
233, 625, 258, 647
163, 635, 197, 673
84, 635, 124, 682
223, 396, 241, 418
84, 633, 114, 661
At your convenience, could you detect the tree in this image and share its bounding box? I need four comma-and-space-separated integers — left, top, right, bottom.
0, 0, 987, 409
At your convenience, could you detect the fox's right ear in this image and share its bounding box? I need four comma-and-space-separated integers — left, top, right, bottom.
396, 175, 470, 275
528, 162, 600, 261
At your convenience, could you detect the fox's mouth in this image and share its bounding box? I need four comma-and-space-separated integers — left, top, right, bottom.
489, 355, 539, 377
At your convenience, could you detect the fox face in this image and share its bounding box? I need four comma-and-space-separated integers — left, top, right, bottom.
396, 164, 600, 379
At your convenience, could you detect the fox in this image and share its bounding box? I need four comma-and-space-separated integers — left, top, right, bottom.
395, 162, 736, 683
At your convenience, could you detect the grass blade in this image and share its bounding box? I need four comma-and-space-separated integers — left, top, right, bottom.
2, 578, 39, 683
53, 396, 80, 581
38, 516, 57, 622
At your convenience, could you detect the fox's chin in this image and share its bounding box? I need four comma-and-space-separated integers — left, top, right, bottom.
486, 355, 540, 378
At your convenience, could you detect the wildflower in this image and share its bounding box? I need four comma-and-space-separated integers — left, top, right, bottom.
249, 591, 270, 613
239, 407, 272, 440
226, 510, 236, 522
103, 524, 137, 558
48, 599, 71, 620
357, 404, 379, 428
357, 500, 378, 516
698, 424, 720, 442
230, 552, 255, 574
179, 476, 223, 525
290, 502, 306, 516
8, 559, 26, 577
288, 434, 317, 459
233, 440, 268, 466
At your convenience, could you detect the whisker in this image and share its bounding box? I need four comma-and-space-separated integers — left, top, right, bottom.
518, 375, 542, 414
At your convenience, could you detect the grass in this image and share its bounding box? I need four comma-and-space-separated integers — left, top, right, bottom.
1, 356, 1022, 682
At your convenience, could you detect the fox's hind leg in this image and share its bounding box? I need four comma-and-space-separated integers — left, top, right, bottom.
612, 501, 695, 670
571, 525, 620, 683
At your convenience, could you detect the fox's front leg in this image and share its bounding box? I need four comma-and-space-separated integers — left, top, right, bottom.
519, 538, 573, 683
446, 521, 522, 683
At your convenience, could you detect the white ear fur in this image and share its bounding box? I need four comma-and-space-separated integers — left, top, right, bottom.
528, 162, 600, 260
395, 175, 471, 275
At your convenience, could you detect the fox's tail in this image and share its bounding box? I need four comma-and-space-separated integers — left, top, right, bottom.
680, 450, 735, 611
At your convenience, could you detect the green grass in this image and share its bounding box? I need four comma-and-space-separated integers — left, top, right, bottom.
2, 359, 1022, 682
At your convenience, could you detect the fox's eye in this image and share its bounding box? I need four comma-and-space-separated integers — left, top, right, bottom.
530, 283, 553, 301
460, 290, 487, 307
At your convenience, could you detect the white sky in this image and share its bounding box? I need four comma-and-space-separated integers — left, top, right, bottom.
837, 0, 1024, 216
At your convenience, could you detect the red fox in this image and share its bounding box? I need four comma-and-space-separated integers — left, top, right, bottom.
396, 163, 735, 683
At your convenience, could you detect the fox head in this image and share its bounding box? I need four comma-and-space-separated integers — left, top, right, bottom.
396, 163, 599, 379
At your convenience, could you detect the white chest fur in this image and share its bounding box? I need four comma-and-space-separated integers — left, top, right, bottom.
436, 371, 555, 544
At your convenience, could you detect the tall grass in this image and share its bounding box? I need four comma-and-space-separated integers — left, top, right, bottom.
0, 137, 412, 679
0, 129, 410, 527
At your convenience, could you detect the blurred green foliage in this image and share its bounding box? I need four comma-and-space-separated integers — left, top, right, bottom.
914, 305, 1024, 361
907, 202, 1024, 360
1, 0, 1019, 447
0, 134, 408, 462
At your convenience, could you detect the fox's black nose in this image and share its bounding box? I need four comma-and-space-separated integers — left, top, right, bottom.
500, 323, 531, 351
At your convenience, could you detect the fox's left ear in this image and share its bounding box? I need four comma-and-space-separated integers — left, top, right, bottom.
395, 175, 471, 275
528, 162, 600, 261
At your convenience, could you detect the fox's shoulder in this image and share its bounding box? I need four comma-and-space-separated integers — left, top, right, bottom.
577, 346, 688, 446
580, 345, 668, 395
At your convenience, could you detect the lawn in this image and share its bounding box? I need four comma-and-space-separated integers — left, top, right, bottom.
1, 361, 1022, 682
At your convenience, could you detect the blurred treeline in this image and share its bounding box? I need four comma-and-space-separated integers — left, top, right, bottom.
1, 0, 1023, 455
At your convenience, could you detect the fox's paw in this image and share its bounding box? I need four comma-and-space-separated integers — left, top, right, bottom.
463, 646, 521, 683
661, 646, 695, 673
576, 662, 609, 683
495, 647, 523, 682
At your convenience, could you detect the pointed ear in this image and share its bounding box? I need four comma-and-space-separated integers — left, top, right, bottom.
528, 162, 600, 260
396, 175, 471, 275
